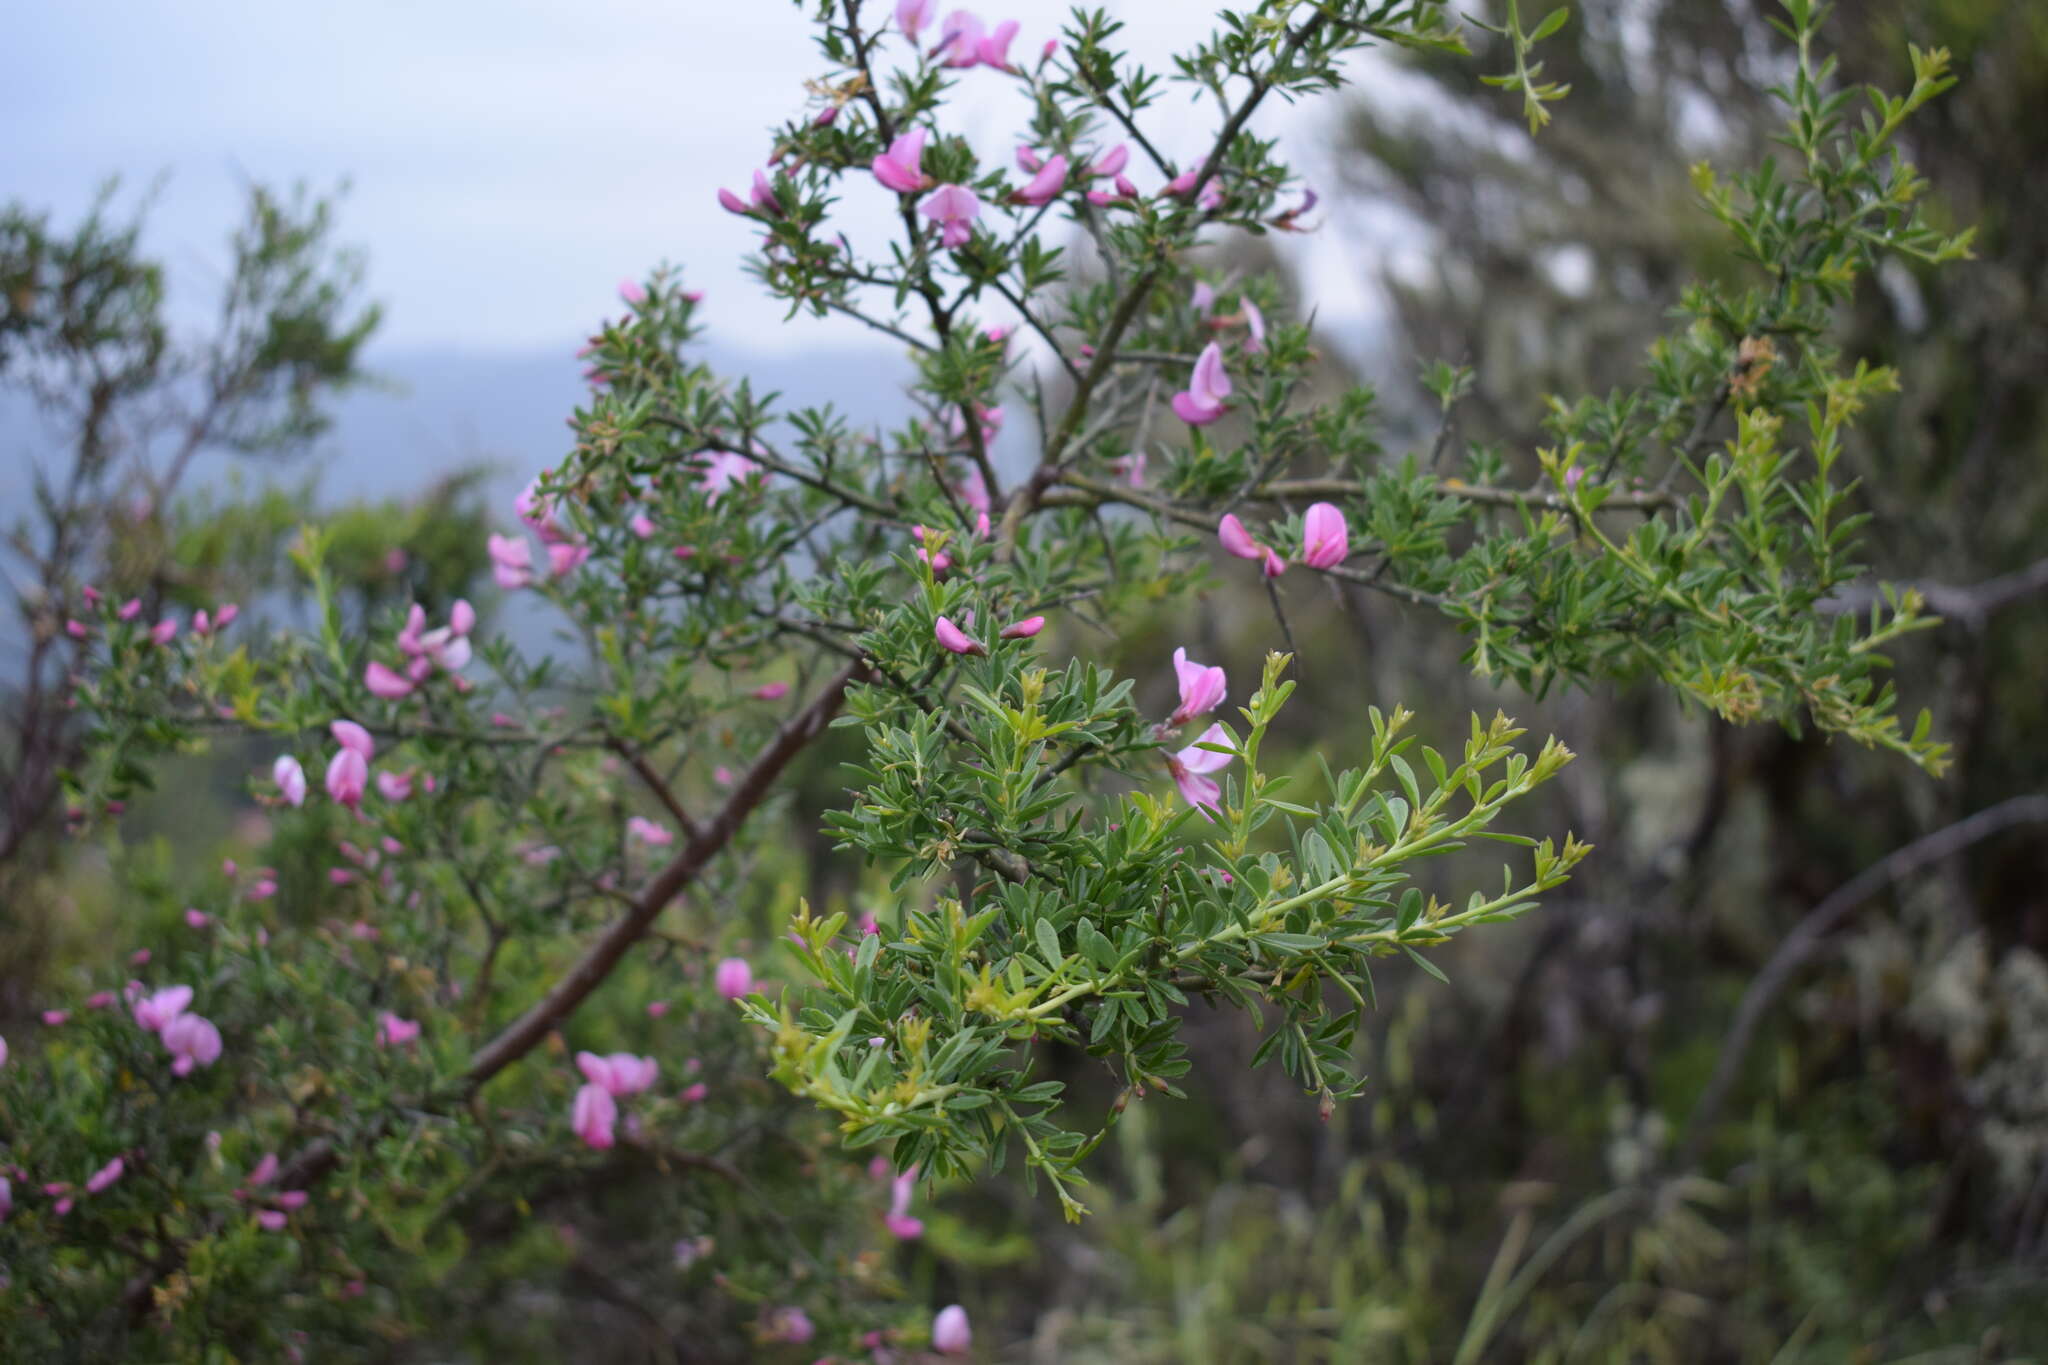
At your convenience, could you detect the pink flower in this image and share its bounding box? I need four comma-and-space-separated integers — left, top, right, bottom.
1168, 723, 1234, 813
1191, 280, 1217, 315
1089, 143, 1130, 179
646, 1001, 671, 1018
934, 10, 985, 65
934, 615, 984, 656
919, 184, 982, 249
933, 1304, 973, 1355
161, 1012, 223, 1075
885, 1167, 924, 1239
247, 878, 278, 900
1000, 615, 1045, 639
872, 128, 932, 194
1564, 464, 1586, 490
1300, 502, 1349, 569
766, 1307, 816, 1345
752, 681, 791, 701
326, 748, 368, 809
1009, 153, 1067, 206
86, 991, 116, 1010
977, 18, 1019, 69
714, 957, 754, 1000
1243, 298, 1266, 353
41, 1009, 68, 1026
331, 720, 375, 759
256, 1209, 288, 1231
717, 169, 781, 217
184, 909, 210, 930
626, 816, 673, 847
619, 279, 646, 306
376, 769, 413, 802
488, 533, 534, 589
133, 985, 193, 1034
273, 754, 308, 807
696, 449, 762, 501
571, 1082, 617, 1148
596, 1052, 658, 1095
150, 619, 178, 646
1172, 341, 1232, 425
450, 599, 475, 635
680, 1081, 708, 1103
628, 511, 656, 539
546, 541, 591, 578
118, 598, 142, 621
85, 1157, 126, 1195
1169, 648, 1227, 725
378, 1012, 421, 1047
364, 660, 413, 699
64, 618, 87, 639
896, 0, 936, 41
1217, 514, 1286, 577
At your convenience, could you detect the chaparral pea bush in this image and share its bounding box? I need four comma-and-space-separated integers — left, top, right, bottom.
0, 0, 1972, 1357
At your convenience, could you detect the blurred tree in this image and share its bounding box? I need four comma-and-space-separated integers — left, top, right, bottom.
0, 185, 487, 1013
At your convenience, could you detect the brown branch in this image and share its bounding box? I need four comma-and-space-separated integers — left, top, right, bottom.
609, 739, 702, 843
465, 660, 868, 1088
1817, 555, 2048, 630
1674, 794, 2048, 1169
1258, 476, 1676, 513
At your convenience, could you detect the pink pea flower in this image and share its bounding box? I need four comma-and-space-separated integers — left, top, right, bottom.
1170, 647, 1227, 725
570, 1083, 617, 1148
1000, 615, 1045, 640
714, 958, 754, 1000
752, 681, 790, 701
86, 991, 117, 1010
919, 184, 982, 249
766, 1307, 816, 1345
184, 909, 210, 930
717, 169, 780, 218
872, 128, 932, 194
626, 816, 673, 847
150, 619, 178, 646
332, 720, 375, 759
897, 0, 936, 41
1300, 502, 1349, 569
449, 599, 475, 635
1564, 464, 1586, 490
364, 661, 413, 699
914, 524, 952, 575
1243, 298, 1266, 353
326, 748, 368, 809
628, 511, 656, 539
619, 279, 646, 306
256, 1209, 288, 1231
934, 10, 985, 65
546, 541, 591, 578
933, 1304, 973, 1355
488, 533, 534, 589
378, 1012, 421, 1047
646, 1000, 671, 1018
696, 449, 762, 501
680, 1081, 709, 1103
1172, 341, 1232, 425
376, 769, 413, 802
1168, 723, 1234, 813
86, 1157, 125, 1195
1218, 514, 1286, 577
272, 755, 307, 807
1192, 280, 1217, 314
934, 615, 984, 656
192, 609, 211, 636
65, 618, 87, 639
977, 18, 1019, 69
885, 1167, 925, 1239
118, 598, 142, 621
42, 1010, 68, 1027
247, 878, 278, 900
1089, 143, 1130, 179
601, 1052, 659, 1095
161, 1012, 223, 1075
133, 985, 193, 1034
1009, 153, 1068, 206
713, 765, 734, 786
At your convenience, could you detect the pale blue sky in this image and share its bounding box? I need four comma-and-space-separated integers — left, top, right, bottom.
6, 1, 1397, 359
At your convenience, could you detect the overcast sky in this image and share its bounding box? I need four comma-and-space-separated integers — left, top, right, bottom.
6, 0, 1416, 362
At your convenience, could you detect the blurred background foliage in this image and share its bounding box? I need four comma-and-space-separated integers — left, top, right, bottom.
4, 0, 2046, 1359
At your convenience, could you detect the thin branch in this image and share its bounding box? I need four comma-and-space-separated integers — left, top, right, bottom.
1674, 794, 2048, 1169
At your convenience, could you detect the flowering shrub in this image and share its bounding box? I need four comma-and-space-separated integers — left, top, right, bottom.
0, 0, 1968, 1357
